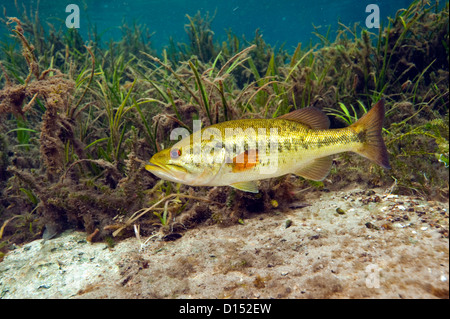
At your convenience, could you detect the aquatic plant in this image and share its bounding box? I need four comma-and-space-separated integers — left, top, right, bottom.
0, 16, 155, 245
167, 10, 216, 64
324, 100, 368, 126
0, 133, 9, 182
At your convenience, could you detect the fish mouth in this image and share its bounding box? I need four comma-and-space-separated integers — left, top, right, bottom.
145, 160, 178, 184
145, 160, 170, 174
145, 159, 187, 177
145, 161, 163, 172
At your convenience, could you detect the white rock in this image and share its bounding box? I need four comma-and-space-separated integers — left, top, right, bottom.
0, 230, 122, 298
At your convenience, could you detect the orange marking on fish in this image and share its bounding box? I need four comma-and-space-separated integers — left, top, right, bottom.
232, 150, 259, 172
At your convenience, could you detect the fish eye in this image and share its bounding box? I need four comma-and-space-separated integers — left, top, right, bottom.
170, 148, 182, 159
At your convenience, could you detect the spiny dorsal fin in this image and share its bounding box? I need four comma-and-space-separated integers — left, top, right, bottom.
294, 156, 332, 181
278, 107, 330, 130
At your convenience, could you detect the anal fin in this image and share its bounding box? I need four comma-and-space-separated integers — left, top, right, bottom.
294, 157, 332, 181
230, 181, 259, 193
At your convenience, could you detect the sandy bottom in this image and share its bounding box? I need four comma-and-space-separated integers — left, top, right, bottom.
0, 188, 448, 299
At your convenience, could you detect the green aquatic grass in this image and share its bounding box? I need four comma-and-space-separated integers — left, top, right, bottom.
19, 187, 38, 205
97, 77, 139, 164
324, 100, 368, 126
6, 119, 38, 150
133, 97, 160, 151
70, 46, 96, 119
189, 60, 212, 124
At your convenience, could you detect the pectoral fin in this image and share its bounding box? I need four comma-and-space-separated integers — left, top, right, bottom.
294, 157, 332, 181
230, 181, 259, 193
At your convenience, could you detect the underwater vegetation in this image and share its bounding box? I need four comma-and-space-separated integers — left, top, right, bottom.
0, 1, 448, 252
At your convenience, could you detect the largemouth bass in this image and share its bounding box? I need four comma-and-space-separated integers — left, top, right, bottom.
145, 99, 390, 193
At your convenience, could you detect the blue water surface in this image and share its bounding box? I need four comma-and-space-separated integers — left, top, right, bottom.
1, 0, 416, 53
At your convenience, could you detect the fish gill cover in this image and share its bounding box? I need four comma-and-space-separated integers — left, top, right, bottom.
0, 0, 448, 251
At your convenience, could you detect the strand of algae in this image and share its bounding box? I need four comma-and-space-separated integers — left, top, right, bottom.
112, 193, 224, 237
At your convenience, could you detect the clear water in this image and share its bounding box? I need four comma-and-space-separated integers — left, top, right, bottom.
1, 0, 414, 52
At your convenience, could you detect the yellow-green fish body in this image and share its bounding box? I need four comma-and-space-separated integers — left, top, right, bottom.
146, 100, 390, 193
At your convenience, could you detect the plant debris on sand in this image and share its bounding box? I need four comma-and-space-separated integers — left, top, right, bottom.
0, 188, 448, 298
0, 1, 448, 258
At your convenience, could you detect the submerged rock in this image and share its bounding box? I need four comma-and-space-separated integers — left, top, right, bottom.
0, 230, 122, 298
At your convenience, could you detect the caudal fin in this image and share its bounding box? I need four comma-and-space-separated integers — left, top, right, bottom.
350, 99, 391, 169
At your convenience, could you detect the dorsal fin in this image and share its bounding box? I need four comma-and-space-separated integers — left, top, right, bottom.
277, 107, 330, 130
